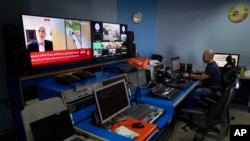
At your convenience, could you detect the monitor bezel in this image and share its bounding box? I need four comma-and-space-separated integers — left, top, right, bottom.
213, 53, 240, 68
93, 79, 130, 125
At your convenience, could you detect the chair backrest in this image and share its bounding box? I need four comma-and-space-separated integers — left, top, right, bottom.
206, 84, 235, 128
220, 67, 238, 88
21, 97, 66, 141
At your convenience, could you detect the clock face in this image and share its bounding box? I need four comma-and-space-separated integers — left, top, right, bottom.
95, 23, 100, 31
132, 12, 143, 23
228, 4, 248, 23
122, 26, 126, 33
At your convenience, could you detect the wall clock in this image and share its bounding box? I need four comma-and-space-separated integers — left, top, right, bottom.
132, 12, 143, 24
228, 4, 248, 23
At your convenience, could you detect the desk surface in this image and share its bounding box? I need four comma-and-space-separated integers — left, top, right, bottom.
38, 71, 122, 100
139, 80, 199, 108
74, 104, 174, 141
38, 71, 195, 141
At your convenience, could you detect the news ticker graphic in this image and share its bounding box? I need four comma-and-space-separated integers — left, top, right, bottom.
230, 125, 250, 140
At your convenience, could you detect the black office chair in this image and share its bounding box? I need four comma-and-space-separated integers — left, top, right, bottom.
181, 83, 236, 141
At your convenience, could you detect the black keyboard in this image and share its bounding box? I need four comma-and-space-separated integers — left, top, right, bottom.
165, 79, 193, 89
72, 71, 96, 79
55, 75, 80, 85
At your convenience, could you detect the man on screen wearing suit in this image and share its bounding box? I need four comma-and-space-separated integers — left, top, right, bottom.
27, 25, 53, 52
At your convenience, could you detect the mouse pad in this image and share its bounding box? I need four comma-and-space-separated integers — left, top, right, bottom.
111, 117, 157, 141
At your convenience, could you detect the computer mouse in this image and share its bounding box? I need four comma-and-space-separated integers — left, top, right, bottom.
132, 122, 144, 128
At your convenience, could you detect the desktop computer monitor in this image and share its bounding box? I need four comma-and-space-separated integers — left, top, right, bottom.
213, 53, 240, 68
93, 79, 130, 125
171, 56, 181, 72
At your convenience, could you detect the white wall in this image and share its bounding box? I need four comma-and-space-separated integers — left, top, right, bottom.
157, 0, 250, 69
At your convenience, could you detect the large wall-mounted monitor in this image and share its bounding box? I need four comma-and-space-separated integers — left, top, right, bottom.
213, 53, 240, 68
21, 14, 92, 67
91, 21, 128, 59
93, 79, 130, 125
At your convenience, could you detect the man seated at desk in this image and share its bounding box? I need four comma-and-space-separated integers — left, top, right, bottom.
181, 49, 220, 109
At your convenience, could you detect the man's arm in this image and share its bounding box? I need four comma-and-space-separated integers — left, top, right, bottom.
183, 72, 209, 80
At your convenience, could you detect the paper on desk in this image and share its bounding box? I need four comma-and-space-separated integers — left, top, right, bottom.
115, 125, 139, 139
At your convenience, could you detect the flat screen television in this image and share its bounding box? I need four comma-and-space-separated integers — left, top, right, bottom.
93, 79, 130, 125
21, 14, 92, 67
213, 53, 240, 68
91, 21, 128, 58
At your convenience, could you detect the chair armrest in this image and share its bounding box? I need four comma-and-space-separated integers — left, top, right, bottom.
181, 108, 205, 115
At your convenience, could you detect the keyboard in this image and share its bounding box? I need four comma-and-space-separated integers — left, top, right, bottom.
151, 83, 180, 100
123, 103, 164, 123
55, 75, 80, 85
165, 78, 193, 89
72, 71, 96, 79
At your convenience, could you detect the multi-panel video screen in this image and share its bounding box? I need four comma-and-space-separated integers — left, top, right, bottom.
91, 21, 128, 59
21, 14, 128, 68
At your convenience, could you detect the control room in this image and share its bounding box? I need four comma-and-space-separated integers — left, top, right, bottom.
1, 0, 250, 141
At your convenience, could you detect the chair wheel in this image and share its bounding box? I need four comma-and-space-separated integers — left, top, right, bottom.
193, 135, 205, 141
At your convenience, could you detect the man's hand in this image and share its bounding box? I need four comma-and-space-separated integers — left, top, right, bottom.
183, 73, 190, 78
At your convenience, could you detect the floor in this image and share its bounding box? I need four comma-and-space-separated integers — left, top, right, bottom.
167, 102, 250, 141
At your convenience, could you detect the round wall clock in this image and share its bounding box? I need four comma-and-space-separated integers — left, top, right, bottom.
132, 12, 143, 24
228, 4, 248, 23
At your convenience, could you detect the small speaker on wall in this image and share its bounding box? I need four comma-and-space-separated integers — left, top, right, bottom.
126, 31, 134, 43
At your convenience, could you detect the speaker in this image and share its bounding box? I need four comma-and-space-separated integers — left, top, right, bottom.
126, 43, 136, 57
2, 24, 31, 75
126, 31, 134, 43
187, 63, 192, 73
2, 24, 24, 49
180, 63, 185, 72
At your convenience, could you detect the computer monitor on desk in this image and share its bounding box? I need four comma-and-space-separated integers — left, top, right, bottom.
171, 56, 181, 72
213, 53, 240, 68
93, 79, 130, 127
170, 56, 183, 79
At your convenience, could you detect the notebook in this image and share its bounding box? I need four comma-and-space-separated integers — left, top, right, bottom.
30, 110, 90, 141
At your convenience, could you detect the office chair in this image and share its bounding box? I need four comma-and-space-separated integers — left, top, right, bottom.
181, 83, 235, 141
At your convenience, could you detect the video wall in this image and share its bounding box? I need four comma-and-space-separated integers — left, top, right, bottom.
91, 21, 128, 58
21, 15, 128, 68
